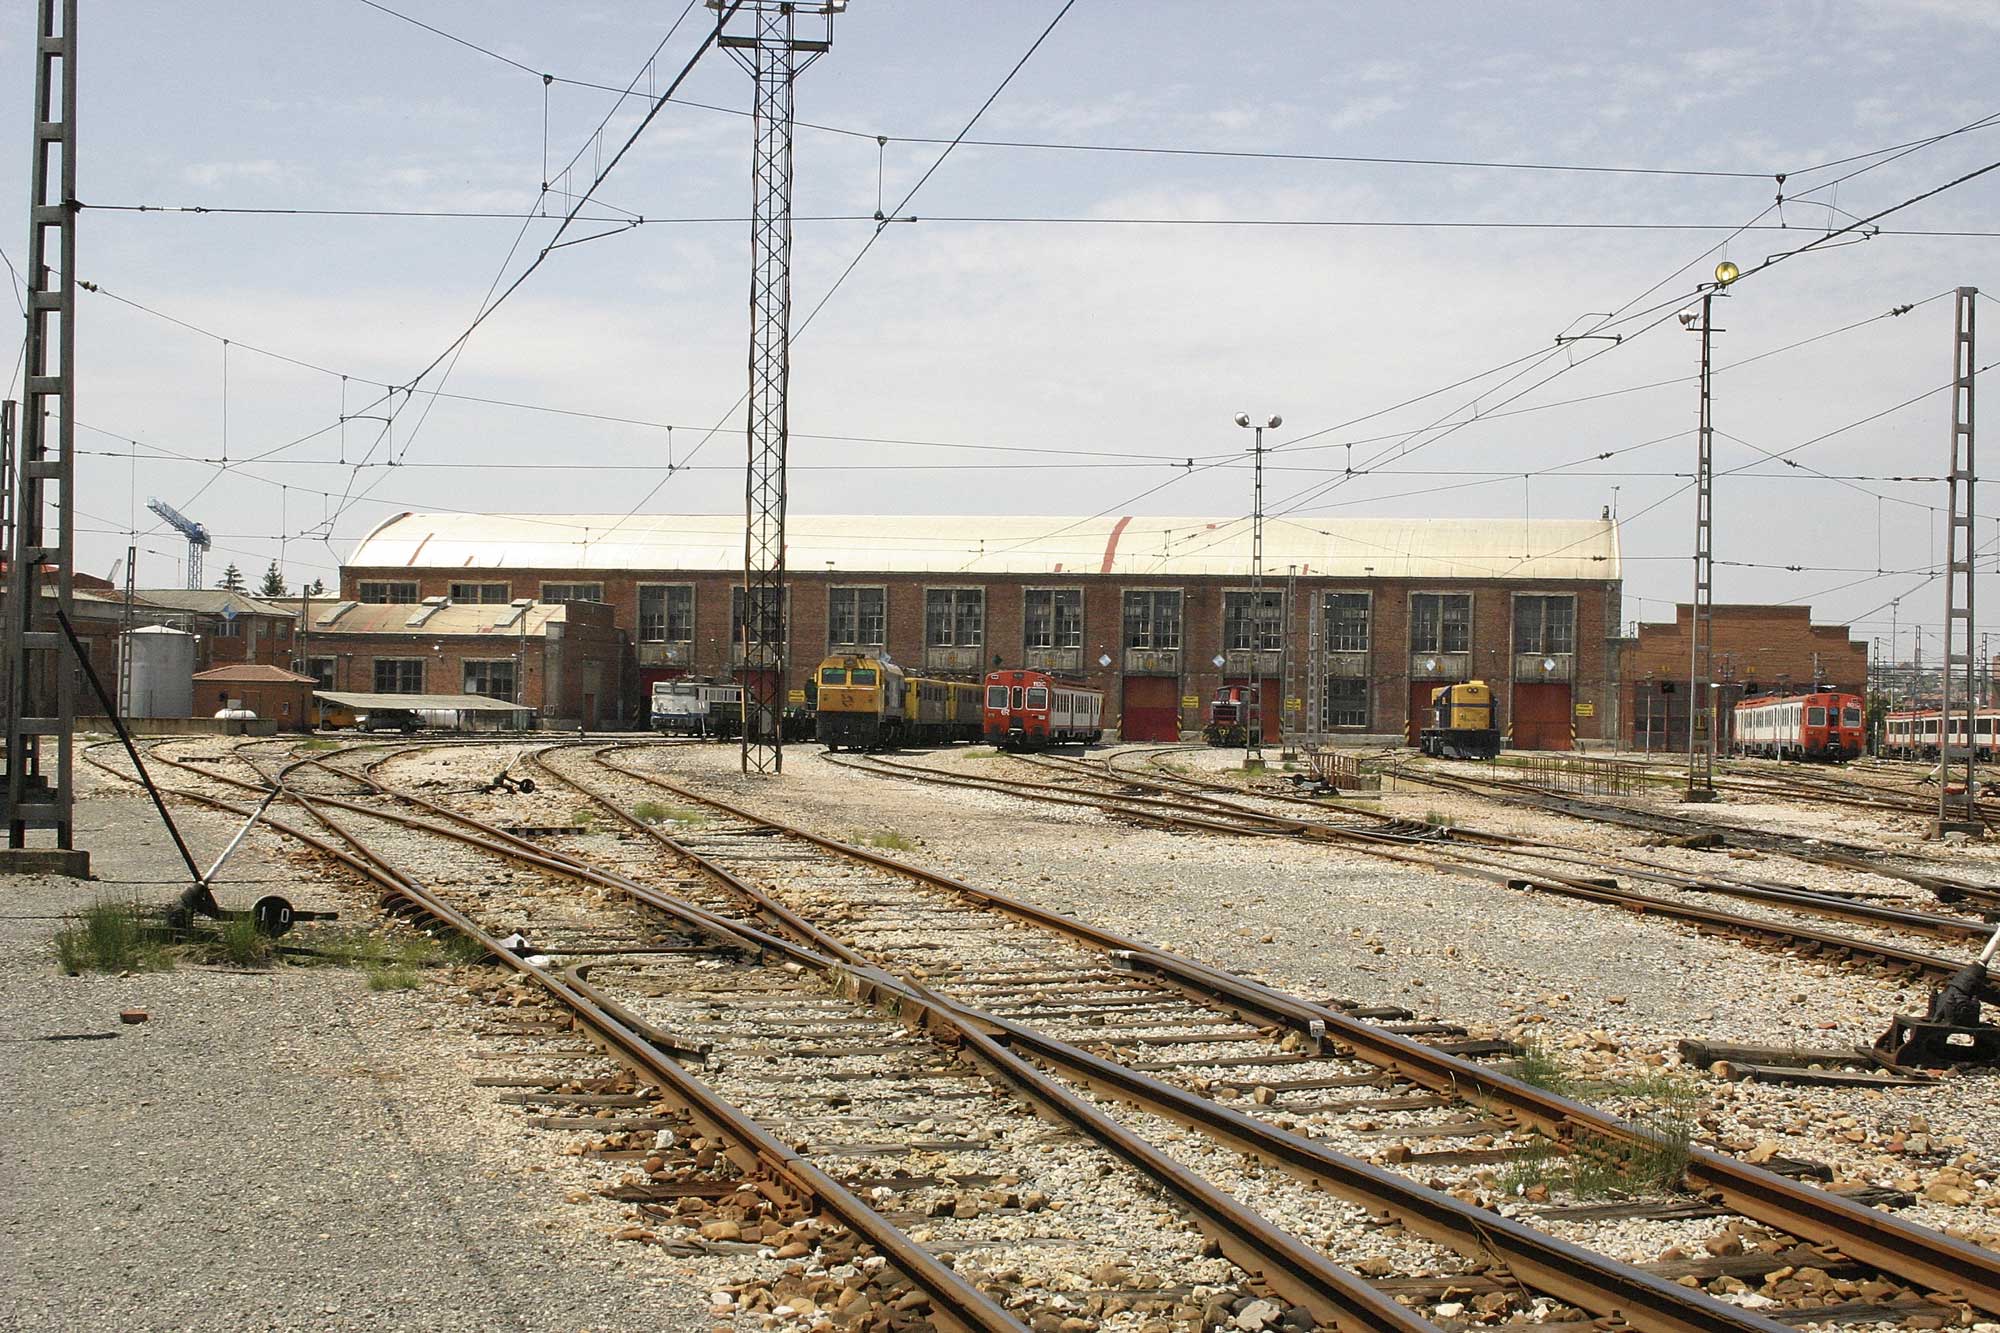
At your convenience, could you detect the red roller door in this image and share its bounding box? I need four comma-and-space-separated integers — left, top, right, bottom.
1512, 682, 1574, 751
1121, 676, 1182, 742
1407, 681, 1446, 744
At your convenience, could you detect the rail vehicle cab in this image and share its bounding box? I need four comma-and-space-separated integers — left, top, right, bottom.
1202, 684, 1262, 747
1417, 681, 1500, 760
982, 668, 1105, 751
1733, 690, 1864, 761
815, 653, 904, 751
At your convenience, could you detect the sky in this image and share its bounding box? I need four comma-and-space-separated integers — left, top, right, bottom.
2, 1, 1997, 659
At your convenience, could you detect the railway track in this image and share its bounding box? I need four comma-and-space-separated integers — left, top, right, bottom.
78, 736, 2000, 1328
1390, 764, 2000, 920
822, 746, 1998, 1003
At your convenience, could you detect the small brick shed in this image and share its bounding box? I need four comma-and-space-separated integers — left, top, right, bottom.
191, 664, 317, 728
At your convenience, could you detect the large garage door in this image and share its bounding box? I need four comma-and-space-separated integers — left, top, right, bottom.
1407, 680, 1446, 744
1121, 676, 1182, 742
1223, 678, 1281, 740
1512, 682, 1574, 751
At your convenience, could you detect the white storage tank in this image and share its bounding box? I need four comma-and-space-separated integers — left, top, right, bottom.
122, 625, 195, 719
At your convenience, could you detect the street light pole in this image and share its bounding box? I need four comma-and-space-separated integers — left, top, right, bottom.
1235, 411, 1281, 768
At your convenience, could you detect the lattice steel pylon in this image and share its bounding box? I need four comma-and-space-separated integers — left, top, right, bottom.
2, 0, 78, 851
718, 0, 837, 776
1683, 283, 1726, 801
1939, 286, 1979, 832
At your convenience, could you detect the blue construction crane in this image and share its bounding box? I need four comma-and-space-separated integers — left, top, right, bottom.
145, 497, 211, 589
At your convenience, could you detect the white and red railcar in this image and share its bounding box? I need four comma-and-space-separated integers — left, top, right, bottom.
1882, 707, 2000, 760
982, 668, 1105, 750
1732, 691, 1865, 761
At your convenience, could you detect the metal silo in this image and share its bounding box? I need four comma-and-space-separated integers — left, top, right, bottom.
122, 625, 195, 718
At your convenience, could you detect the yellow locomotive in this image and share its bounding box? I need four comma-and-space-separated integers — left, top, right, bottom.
813, 653, 981, 751
1418, 680, 1500, 760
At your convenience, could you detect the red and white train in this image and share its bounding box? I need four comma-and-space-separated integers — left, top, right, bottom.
1732, 691, 1865, 761
1882, 707, 2000, 760
982, 668, 1105, 750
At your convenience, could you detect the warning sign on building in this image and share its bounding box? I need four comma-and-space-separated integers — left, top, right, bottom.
788, 689, 806, 705
1181, 694, 1199, 709
1573, 702, 1596, 718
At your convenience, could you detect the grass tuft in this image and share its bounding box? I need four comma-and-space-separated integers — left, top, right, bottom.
51, 897, 174, 974
296, 738, 340, 752
205, 914, 276, 968
862, 829, 917, 852
632, 799, 704, 826
366, 966, 422, 991
1498, 1039, 1695, 1199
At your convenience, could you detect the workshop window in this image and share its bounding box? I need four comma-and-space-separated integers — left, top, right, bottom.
1323, 677, 1370, 729
828, 586, 885, 648
539, 583, 603, 604
925, 589, 984, 648
462, 659, 516, 701
1025, 588, 1082, 650
1325, 592, 1370, 653
1411, 593, 1471, 655
358, 581, 418, 604
373, 658, 424, 693
638, 585, 694, 643
1514, 595, 1575, 656
1122, 590, 1183, 650
448, 582, 510, 604
1223, 590, 1283, 651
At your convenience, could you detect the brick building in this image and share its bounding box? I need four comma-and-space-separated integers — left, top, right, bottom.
343, 513, 1625, 745
270, 597, 625, 728
1619, 604, 1869, 751
191, 664, 316, 726
127, 589, 298, 671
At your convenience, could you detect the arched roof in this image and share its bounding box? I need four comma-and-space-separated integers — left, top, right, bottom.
349, 512, 1621, 582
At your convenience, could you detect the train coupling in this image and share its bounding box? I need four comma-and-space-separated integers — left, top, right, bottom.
1874, 924, 2000, 1067
483, 771, 538, 795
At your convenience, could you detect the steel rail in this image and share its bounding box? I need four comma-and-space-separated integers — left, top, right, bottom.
525, 746, 1797, 1333
77, 743, 1028, 1333
588, 743, 2000, 1315
294, 750, 1443, 1333
330, 740, 1806, 1333
1081, 749, 1994, 942
823, 747, 1992, 995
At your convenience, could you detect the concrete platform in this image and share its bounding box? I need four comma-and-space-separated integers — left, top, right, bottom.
0, 846, 90, 878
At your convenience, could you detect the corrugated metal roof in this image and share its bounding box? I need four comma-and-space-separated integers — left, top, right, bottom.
314, 690, 532, 713
193, 665, 316, 682
282, 600, 569, 636
133, 589, 297, 618
349, 513, 1621, 582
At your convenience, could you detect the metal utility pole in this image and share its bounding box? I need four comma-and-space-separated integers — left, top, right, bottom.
1939, 286, 1979, 834
116, 542, 134, 715
1681, 262, 1736, 801
1280, 563, 1298, 757
2, 0, 79, 860
719, 0, 837, 776
1234, 412, 1280, 767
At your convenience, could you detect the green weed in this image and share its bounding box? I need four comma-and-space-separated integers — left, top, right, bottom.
366, 966, 422, 991
296, 738, 340, 752
51, 897, 174, 974
1507, 1036, 1576, 1097
1498, 1040, 1694, 1199
204, 914, 276, 968
862, 829, 917, 852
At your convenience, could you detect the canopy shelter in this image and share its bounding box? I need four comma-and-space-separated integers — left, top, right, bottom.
313, 690, 534, 731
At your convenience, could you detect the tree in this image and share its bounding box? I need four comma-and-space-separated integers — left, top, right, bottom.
216, 562, 245, 593
305, 578, 326, 596
259, 560, 288, 598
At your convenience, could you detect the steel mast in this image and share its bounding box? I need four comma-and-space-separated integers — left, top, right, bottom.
2, 0, 79, 859
718, 0, 839, 776
1939, 287, 1979, 834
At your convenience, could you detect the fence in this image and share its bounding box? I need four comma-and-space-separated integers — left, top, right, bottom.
1307, 746, 1382, 792
1517, 753, 1656, 796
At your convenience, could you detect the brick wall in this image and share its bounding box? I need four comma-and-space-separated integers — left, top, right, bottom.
1617, 604, 1869, 748
343, 565, 1620, 739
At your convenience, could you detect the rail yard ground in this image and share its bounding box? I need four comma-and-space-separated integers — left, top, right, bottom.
7, 734, 1999, 1333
